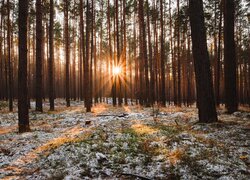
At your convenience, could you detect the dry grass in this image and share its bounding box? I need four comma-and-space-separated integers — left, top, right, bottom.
168, 148, 185, 165
131, 124, 158, 135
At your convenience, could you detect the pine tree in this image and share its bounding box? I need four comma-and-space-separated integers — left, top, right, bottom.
189, 0, 218, 123
35, 0, 43, 112
7, 0, 13, 111
48, 0, 55, 111
64, 0, 70, 107
224, 0, 238, 113
18, 0, 30, 133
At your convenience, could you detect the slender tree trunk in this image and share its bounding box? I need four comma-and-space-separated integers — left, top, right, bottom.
4, 17, 8, 101
177, 0, 181, 106
133, 4, 138, 104
90, 0, 94, 107
147, 0, 154, 105
85, 0, 91, 112
215, 1, 223, 106
79, 0, 85, 101
116, 0, 122, 106
35, 0, 43, 112
189, 0, 218, 123
169, 0, 174, 105
160, 0, 166, 106
93, 9, 98, 104
0, 0, 3, 100
18, 0, 30, 133
224, 0, 238, 113
7, 0, 13, 111
48, 0, 54, 110
138, 0, 149, 106
72, 24, 76, 101
64, 0, 70, 107
123, 0, 128, 105
107, 0, 111, 103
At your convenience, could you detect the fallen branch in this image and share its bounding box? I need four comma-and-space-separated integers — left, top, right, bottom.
175, 119, 179, 126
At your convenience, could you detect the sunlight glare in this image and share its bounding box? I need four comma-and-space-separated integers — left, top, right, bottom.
113, 66, 122, 75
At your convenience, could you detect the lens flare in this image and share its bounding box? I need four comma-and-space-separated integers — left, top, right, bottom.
113, 66, 122, 75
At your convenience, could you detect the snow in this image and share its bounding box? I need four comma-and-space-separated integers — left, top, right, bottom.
0, 100, 250, 179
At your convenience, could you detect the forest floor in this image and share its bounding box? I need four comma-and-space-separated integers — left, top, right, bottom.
0, 100, 250, 180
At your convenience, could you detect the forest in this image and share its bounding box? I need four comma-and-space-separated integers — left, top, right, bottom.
0, 0, 250, 179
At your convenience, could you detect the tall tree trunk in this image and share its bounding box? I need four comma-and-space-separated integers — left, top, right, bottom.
107, 0, 112, 103
160, 0, 166, 106
215, 1, 223, 106
93, 8, 98, 103
0, 0, 3, 100
123, 0, 128, 105
133, 3, 138, 104
4, 17, 8, 101
138, 0, 149, 106
65, 0, 70, 107
224, 0, 238, 113
85, 0, 91, 112
48, 0, 54, 110
116, 0, 122, 106
169, 0, 174, 105
79, 0, 85, 101
147, 0, 154, 105
189, 0, 218, 123
18, 0, 30, 132
7, 0, 13, 111
90, 0, 94, 107
72, 23, 76, 101
35, 0, 43, 112
177, 0, 181, 106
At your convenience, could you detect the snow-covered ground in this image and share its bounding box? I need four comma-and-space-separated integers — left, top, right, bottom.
0, 100, 250, 179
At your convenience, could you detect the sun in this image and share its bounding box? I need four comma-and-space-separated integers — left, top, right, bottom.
113, 66, 122, 76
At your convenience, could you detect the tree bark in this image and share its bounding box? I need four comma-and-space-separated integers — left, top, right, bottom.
18, 0, 30, 132
64, 0, 70, 107
79, 0, 85, 101
224, 0, 238, 113
7, 0, 13, 111
215, 1, 223, 106
85, 0, 91, 112
35, 0, 43, 112
177, 0, 181, 106
48, 0, 54, 111
189, 0, 218, 123
160, 0, 166, 106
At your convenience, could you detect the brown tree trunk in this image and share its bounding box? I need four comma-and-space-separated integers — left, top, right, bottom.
215, 1, 223, 106
169, 0, 174, 105
72, 23, 76, 101
123, 0, 128, 105
147, 0, 154, 105
177, 0, 181, 106
18, 0, 30, 133
138, 0, 149, 106
224, 0, 238, 113
116, 0, 122, 106
35, 0, 43, 112
48, 0, 54, 111
79, 0, 85, 101
7, 0, 13, 111
85, 0, 91, 112
189, 0, 218, 123
0, 0, 3, 100
160, 0, 166, 106
64, 0, 70, 107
